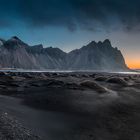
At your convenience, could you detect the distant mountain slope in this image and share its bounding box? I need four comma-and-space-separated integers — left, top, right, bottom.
66, 39, 128, 71
0, 36, 128, 71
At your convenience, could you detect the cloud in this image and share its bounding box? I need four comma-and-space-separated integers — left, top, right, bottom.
0, 0, 140, 32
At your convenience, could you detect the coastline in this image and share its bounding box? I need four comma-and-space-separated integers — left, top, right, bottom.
0, 71, 140, 139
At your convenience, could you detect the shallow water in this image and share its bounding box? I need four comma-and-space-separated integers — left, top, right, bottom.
0, 68, 140, 75
112, 71, 140, 75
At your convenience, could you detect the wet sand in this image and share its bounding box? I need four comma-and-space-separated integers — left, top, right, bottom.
0, 71, 140, 140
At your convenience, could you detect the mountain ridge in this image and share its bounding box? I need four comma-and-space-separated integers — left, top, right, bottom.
0, 37, 129, 71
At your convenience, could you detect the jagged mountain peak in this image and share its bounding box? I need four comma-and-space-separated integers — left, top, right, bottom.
86, 41, 97, 47
3, 36, 28, 49
103, 39, 110, 43
102, 39, 111, 47
9, 36, 25, 44
79, 39, 112, 51
89, 41, 97, 45
0, 36, 128, 71
97, 41, 102, 45
86, 39, 111, 47
11, 36, 20, 40
10, 36, 27, 44
67, 39, 128, 71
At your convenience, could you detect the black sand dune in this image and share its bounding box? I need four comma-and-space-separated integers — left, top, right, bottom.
0, 71, 140, 140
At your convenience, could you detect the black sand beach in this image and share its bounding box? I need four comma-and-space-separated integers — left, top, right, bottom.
0, 71, 140, 140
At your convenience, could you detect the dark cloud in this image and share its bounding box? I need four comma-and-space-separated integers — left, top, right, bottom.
0, 0, 140, 31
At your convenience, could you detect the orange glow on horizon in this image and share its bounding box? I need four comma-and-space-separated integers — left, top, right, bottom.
125, 59, 140, 69
122, 50, 140, 69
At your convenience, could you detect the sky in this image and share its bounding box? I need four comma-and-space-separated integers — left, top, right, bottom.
0, 0, 140, 69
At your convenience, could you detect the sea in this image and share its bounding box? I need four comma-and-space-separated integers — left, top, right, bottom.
0, 68, 140, 75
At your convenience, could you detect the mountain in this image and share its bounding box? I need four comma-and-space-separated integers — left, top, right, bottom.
66, 39, 128, 71
0, 36, 128, 71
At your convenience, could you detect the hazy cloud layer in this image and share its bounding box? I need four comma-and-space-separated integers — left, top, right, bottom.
0, 0, 140, 31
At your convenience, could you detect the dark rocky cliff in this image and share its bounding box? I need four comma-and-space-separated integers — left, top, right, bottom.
0, 37, 128, 71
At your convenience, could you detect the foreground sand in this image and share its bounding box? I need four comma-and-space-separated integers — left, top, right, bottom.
0, 71, 140, 140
